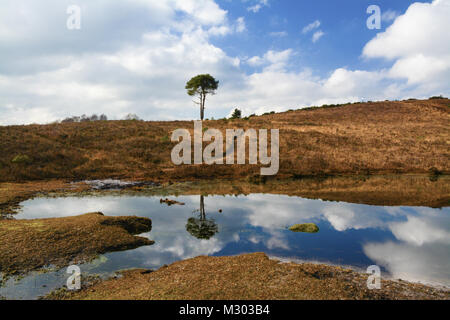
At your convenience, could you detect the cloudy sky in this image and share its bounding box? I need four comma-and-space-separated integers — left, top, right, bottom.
0, 0, 449, 125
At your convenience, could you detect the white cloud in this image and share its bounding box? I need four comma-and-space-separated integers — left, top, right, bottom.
246, 0, 269, 13
312, 30, 325, 43
302, 20, 321, 34
381, 9, 399, 23
235, 17, 247, 33
363, 0, 450, 93
246, 49, 293, 71
247, 4, 262, 13
174, 0, 227, 26
302, 20, 324, 44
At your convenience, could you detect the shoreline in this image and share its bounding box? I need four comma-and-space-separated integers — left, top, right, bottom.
270, 255, 450, 292
45, 253, 449, 300
2, 174, 449, 217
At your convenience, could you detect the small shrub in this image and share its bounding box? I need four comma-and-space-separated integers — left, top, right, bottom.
160, 135, 170, 143
11, 155, 32, 164
429, 95, 447, 100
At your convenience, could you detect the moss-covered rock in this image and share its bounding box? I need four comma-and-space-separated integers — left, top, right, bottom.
289, 223, 319, 233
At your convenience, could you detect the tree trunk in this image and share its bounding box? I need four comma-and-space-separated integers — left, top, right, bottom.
200, 92, 206, 120
200, 195, 205, 220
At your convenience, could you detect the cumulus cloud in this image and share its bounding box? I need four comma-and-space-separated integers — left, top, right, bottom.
246, 49, 293, 71
0, 0, 449, 125
363, 0, 450, 94
0, 0, 242, 124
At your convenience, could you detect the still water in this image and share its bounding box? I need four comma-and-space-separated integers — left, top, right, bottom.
1, 193, 449, 299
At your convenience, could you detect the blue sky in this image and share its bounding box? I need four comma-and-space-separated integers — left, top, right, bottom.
0, 0, 448, 124
215, 0, 426, 75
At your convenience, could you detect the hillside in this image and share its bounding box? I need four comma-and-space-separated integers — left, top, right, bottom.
0, 98, 448, 182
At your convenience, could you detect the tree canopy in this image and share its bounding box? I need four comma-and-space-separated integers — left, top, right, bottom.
231, 108, 242, 119
185, 74, 219, 120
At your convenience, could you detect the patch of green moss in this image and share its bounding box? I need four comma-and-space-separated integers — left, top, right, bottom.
289, 223, 319, 233
11, 154, 32, 164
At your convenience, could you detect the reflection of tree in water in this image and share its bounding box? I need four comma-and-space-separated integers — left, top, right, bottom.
186, 196, 218, 240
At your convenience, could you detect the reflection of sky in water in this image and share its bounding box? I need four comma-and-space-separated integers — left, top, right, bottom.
2, 194, 449, 299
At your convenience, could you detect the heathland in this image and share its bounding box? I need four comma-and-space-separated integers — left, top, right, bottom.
0, 98, 448, 182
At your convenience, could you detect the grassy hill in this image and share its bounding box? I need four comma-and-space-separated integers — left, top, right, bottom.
0, 98, 448, 182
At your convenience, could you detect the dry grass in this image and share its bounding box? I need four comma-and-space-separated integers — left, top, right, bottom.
0, 99, 448, 182
0, 212, 153, 276
46, 253, 450, 300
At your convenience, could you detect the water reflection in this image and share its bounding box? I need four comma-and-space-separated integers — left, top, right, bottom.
186, 196, 219, 240
3, 193, 449, 299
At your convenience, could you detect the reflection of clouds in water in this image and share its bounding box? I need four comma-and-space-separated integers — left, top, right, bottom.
365, 208, 450, 286
132, 235, 224, 268
227, 195, 321, 229
389, 216, 450, 246
266, 230, 290, 250
323, 205, 356, 231
322, 203, 392, 231
212, 194, 391, 232
16, 193, 450, 286
364, 241, 450, 286
18, 196, 154, 219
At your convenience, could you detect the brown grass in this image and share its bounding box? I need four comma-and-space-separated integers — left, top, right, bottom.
0, 212, 153, 276
0, 99, 448, 182
46, 253, 449, 300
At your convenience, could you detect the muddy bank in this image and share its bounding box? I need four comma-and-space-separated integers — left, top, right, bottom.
0, 213, 153, 276
46, 253, 449, 300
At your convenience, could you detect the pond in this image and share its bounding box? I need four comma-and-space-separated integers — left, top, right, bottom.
1, 192, 449, 299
